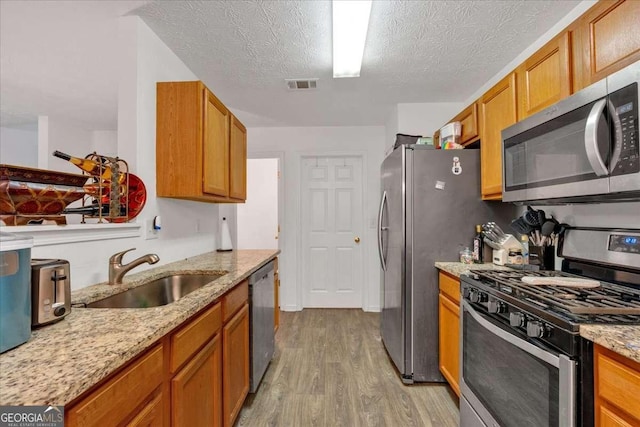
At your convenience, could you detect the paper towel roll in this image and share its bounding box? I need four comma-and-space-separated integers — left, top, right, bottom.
218, 217, 233, 252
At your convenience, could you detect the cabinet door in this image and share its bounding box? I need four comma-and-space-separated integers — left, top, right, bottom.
575, 0, 640, 90
595, 344, 640, 426
517, 32, 572, 120
274, 257, 280, 333
66, 345, 164, 427
454, 103, 480, 145
203, 89, 230, 197
223, 303, 250, 427
229, 114, 247, 201
480, 73, 517, 200
172, 334, 222, 427
127, 392, 163, 427
439, 293, 460, 397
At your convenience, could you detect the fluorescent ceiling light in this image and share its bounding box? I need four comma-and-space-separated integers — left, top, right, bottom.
332, 0, 372, 78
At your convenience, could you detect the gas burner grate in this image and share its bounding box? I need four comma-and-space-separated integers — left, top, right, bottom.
469, 270, 640, 316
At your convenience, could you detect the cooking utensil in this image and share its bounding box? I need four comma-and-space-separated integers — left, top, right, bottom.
510, 217, 534, 235
540, 220, 556, 246
523, 206, 542, 228
521, 276, 600, 288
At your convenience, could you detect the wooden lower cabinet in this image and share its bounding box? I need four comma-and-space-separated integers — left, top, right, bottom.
274, 257, 280, 332
127, 392, 164, 427
595, 344, 640, 426
66, 346, 164, 427
438, 271, 461, 397
172, 334, 222, 427
223, 303, 250, 427
66, 280, 253, 427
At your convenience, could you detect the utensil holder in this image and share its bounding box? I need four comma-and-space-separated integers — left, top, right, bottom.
530, 245, 555, 270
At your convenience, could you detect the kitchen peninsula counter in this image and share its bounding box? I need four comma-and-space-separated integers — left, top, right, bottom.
0, 249, 278, 406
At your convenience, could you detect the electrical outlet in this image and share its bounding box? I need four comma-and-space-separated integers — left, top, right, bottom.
144, 218, 159, 240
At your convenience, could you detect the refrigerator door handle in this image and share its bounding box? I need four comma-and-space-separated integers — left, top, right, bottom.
378, 190, 388, 271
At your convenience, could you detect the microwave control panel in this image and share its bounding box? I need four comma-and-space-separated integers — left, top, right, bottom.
611, 83, 638, 176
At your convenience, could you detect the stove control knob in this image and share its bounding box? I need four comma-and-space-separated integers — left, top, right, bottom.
462, 287, 471, 300
469, 289, 479, 303
509, 312, 525, 327
487, 299, 506, 314
526, 321, 547, 338
477, 292, 488, 303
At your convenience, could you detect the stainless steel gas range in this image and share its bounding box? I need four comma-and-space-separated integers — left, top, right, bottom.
460, 227, 640, 427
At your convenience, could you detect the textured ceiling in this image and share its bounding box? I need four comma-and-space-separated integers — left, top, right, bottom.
1, 0, 582, 130
134, 0, 582, 126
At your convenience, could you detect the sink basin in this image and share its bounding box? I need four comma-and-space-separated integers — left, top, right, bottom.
86, 273, 226, 308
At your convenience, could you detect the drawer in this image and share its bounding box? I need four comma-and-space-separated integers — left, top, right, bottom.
171, 302, 222, 373
67, 345, 163, 427
223, 280, 248, 322
596, 345, 640, 422
439, 272, 461, 304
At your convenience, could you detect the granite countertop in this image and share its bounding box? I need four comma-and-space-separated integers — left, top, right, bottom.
0, 249, 279, 406
435, 261, 512, 278
435, 261, 640, 363
580, 325, 640, 364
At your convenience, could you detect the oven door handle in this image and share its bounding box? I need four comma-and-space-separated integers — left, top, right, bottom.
462, 300, 560, 368
584, 98, 610, 177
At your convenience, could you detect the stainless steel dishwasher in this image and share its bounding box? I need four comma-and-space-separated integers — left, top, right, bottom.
248, 260, 275, 393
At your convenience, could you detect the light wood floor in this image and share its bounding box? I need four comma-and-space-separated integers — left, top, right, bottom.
236, 309, 459, 427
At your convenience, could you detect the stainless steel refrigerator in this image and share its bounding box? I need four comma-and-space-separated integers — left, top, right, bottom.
378, 145, 515, 383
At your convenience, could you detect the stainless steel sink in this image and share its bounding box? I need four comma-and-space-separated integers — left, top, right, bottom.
86, 273, 226, 308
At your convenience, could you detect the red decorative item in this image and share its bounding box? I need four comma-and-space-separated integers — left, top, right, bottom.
99, 173, 147, 223
0, 164, 88, 217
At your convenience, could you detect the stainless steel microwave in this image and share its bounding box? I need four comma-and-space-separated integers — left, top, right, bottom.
502, 61, 640, 204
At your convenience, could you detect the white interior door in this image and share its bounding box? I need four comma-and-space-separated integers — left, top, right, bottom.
301, 156, 364, 308
237, 158, 279, 249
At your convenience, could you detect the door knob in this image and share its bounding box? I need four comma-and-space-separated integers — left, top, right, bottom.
354, 237, 360, 243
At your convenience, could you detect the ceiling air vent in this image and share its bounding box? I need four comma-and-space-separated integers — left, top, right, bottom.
285, 78, 318, 90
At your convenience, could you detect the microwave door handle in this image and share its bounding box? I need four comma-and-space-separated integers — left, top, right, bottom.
377, 191, 388, 271
584, 98, 609, 177
608, 99, 623, 172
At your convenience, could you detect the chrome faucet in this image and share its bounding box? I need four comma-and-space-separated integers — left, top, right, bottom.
109, 248, 160, 285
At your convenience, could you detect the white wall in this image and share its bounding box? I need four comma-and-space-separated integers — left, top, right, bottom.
0, 126, 38, 166
237, 158, 279, 250
43, 117, 93, 174
31, 17, 222, 289
91, 130, 117, 157
247, 126, 385, 312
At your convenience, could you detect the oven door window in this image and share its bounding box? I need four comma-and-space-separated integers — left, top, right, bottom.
463, 309, 559, 427
504, 99, 611, 192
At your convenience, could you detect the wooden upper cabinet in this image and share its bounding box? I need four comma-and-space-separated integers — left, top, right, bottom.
574, 0, 640, 91
229, 114, 247, 201
453, 103, 480, 145
203, 90, 230, 197
156, 81, 247, 203
516, 31, 572, 120
480, 73, 517, 200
